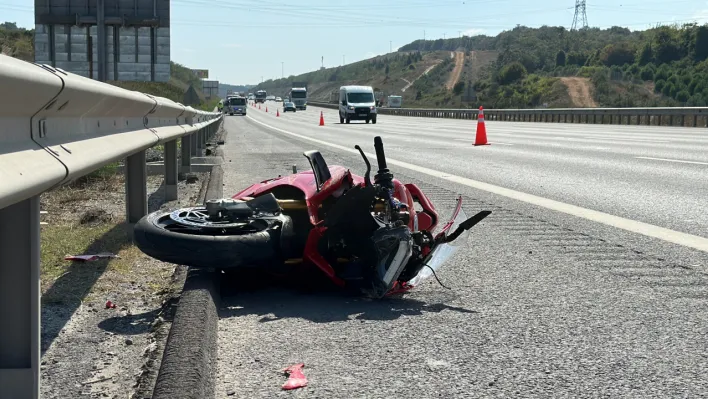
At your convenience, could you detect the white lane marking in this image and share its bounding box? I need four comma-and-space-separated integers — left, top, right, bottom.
635, 156, 708, 166
583, 136, 670, 143
246, 115, 708, 252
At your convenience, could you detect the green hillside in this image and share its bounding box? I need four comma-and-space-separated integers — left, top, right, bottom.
252, 49, 499, 108
257, 23, 708, 109
400, 24, 708, 108
0, 22, 33, 61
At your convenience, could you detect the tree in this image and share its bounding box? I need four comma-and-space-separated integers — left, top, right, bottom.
385, 64, 390, 75
695, 26, 708, 60
600, 43, 636, 66
654, 28, 683, 63
453, 81, 465, 95
676, 89, 690, 102
687, 93, 706, 106
654, 79, 666, 93
636, 43, 653, 65
640, 66, 654, 80
662, 82, 674, 97
497, 62, 528, 84
566, 51, 588, 66
555, 50, 566, 67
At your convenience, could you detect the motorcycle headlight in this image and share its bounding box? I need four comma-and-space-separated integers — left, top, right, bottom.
361, 225, 413, 298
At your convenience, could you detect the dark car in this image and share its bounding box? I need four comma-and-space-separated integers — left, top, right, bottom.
283, 102, 297, 112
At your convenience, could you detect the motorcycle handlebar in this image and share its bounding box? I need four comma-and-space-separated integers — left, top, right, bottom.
373, 136, 388, 171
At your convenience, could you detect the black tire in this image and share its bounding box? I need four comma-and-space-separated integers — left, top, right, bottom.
133, 209, 294, 269
346, 116, 351, 124
339, 114, 344, 124
372, 116, 377, 124
366, 119, 370, 124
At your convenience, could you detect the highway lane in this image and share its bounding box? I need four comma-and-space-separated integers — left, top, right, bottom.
214, 114, 708, 398
243, 104, 708, 242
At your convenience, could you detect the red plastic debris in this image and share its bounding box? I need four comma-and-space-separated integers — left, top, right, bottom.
105, 300, 117, 309
282, 363, 307, 390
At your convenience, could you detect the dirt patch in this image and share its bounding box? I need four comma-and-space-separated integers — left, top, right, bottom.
560, 77, 598, 107
445, 51, 465, 90
38, 158, 212, 398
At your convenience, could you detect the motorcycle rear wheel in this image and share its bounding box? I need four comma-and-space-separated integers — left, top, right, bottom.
133, 207, 294, 269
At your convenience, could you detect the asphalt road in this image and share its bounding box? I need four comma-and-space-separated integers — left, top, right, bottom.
214, 106, 708, 398
250, 105, 708, 240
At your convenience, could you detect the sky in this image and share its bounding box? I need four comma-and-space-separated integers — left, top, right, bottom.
4, 0, 708, 85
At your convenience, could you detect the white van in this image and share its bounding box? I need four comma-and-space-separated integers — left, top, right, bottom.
338, 85, 377, 124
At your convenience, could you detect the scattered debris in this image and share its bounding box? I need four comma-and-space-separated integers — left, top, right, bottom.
226, 390, 236, 396
125, 338, 133, 346
282, 363, 307, 390
65, 253, 119, 262
105, 300, 117, 309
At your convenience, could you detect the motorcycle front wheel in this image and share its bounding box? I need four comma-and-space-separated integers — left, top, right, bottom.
133, 207, 294, 269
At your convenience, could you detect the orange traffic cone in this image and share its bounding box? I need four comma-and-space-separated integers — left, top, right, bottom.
319, 111, 325, 126
259, 104, 261, 109
266, 106, 268, 113
276, 109, 280, 117
474, 106, 489, 146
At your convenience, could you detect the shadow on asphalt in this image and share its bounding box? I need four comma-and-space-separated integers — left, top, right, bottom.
97, 295, 178, 336
218, 268, 477, 323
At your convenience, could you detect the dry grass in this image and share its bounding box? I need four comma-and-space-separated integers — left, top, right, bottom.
40, 166, 138, 303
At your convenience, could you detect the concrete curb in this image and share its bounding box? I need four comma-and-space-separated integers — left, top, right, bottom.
151, 166, 224, 399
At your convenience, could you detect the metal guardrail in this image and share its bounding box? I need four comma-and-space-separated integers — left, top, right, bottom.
0, 53, 222, 399
308, 101, 708, 127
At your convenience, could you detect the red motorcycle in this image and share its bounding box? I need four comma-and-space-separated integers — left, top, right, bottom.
134, 136, 491, 298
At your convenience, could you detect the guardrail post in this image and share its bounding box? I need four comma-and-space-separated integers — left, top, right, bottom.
181, 135, 191, 173
125, 151, 148, 225
0, 196, 40, 399
199, 129, 206, 149
190, 132, 197, 157
164, 140, 178, 201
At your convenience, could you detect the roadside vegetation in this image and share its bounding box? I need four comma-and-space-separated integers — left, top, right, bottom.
256, 23, 708, 109
400, 24, 708, 108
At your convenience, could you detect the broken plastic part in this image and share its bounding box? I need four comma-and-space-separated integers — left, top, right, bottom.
282, 363, 307, 390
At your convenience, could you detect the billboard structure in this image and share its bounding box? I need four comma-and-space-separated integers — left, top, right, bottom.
34, 0, 171, 82
191, 69, 208, 79
202, 79, 219, 99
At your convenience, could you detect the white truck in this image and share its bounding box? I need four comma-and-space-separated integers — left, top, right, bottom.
387, 95, 402, 108
289, 83, 308, 110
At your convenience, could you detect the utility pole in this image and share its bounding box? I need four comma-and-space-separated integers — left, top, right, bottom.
281, 62, 284, 78
459, 31, 462, 38
343, 55, 345, 65
443, 33, 446, 39
390, 40, 392, 53
571, 0, 588, 30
